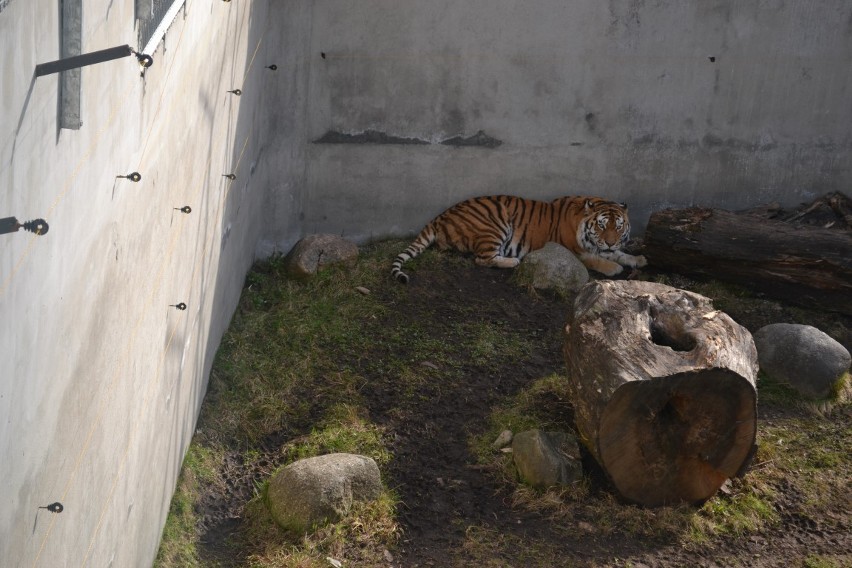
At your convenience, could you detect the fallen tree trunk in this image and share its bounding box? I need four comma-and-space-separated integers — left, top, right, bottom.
643, 205, 852, 315
563, 281, 758, 506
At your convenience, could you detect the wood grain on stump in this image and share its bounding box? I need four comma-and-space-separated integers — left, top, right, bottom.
563, 280, 758, 506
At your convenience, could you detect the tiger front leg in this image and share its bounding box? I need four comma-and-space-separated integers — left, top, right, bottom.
601, 250, 648, 268
608, 250, 648, 268
579, 253, 623, 276
475, 255, 521, 269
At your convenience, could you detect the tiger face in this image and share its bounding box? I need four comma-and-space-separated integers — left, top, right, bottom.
571, 199, 645, 276
579, 201, 631, 254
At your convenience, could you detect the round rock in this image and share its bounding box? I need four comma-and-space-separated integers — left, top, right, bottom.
518, 242, 589, 294
753, 323, 851, 399
266, 453, 382, 533
512, 429, 583, 489
285, 234, 359, 279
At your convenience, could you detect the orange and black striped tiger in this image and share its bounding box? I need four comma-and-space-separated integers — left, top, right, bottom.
391, 195, 646, 283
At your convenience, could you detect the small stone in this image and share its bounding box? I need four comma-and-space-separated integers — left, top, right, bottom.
491, 429, 514, 450
356, 286, 370, 295
326, 558, 343, 568
512, 430, 583, 489
420, 361, 439, 370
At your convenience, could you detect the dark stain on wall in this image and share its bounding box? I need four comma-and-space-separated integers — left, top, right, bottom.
313, 130, 430, 145
440, 130, 502, 148
314, 129, 503, 148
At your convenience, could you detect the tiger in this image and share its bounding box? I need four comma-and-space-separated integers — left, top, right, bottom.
391, 195, 646, 283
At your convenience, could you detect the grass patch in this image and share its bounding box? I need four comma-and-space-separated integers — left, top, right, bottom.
454, 319, 535, 368
243, 407, 398, 567
457, 525, 572, 567
198, 243, 400, 447
281, 403, 391, 467
154, 445, 223, 568
803, 555, 852, 568
471, 374, 570, 464
694, 486, 778, 537
242, 485, 400, 568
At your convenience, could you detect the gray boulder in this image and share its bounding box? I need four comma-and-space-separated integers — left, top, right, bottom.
753, 323, 851, 399
285, 234, 358, 279
266, 453, 382, 533
518, 243, 589, 294
512, 429, 583, 489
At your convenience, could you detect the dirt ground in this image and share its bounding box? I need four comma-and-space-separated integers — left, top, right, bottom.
194, 254, 851, 567
372, 265, 850, 567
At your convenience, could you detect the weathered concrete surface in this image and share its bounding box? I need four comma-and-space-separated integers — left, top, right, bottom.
259, 0, 852, 251
0, 0, 280, 565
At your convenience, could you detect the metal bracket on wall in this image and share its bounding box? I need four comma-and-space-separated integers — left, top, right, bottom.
35, 45, 153, 77
117, 172, 142, 182
1, 217, 49, 236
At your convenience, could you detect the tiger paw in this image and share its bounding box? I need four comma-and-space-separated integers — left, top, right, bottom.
634, 255, 648, 268
602, 262, 624, 277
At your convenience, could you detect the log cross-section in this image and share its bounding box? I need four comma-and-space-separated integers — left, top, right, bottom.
563, 280, 758, 506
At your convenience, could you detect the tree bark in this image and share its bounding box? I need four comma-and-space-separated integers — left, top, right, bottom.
643, 206, 852, 315
563, 281, 758, 506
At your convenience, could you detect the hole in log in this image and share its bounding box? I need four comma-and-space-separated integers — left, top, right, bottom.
655, 394, 689, 427
649, 314, 697, 352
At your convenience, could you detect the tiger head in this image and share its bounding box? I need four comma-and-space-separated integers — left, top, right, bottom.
578, 199, 631, 253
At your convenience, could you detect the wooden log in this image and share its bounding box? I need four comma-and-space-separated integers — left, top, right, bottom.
643, 206, 852, 315
563, 281, 758, 506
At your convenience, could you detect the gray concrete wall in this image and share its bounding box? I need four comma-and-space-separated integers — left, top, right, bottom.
260, 0, 852, 252
3, 1, 852, 567
0, 0, 281, 565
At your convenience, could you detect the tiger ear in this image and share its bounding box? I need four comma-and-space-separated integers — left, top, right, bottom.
620, 202, 628, 210
584, 199, 592, 212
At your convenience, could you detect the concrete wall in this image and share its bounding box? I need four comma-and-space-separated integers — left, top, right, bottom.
0, 0, 281, 565
260, 0, 852, 252
2, 1, 852, 567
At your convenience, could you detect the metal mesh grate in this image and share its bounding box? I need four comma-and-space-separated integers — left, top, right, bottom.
137, 0, 178, 50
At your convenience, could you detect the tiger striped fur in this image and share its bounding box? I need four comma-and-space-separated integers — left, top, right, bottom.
391, 195, 646, 283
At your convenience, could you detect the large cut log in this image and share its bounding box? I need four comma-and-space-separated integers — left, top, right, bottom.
563, 280, 758, 507
643, 205, 852, 315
